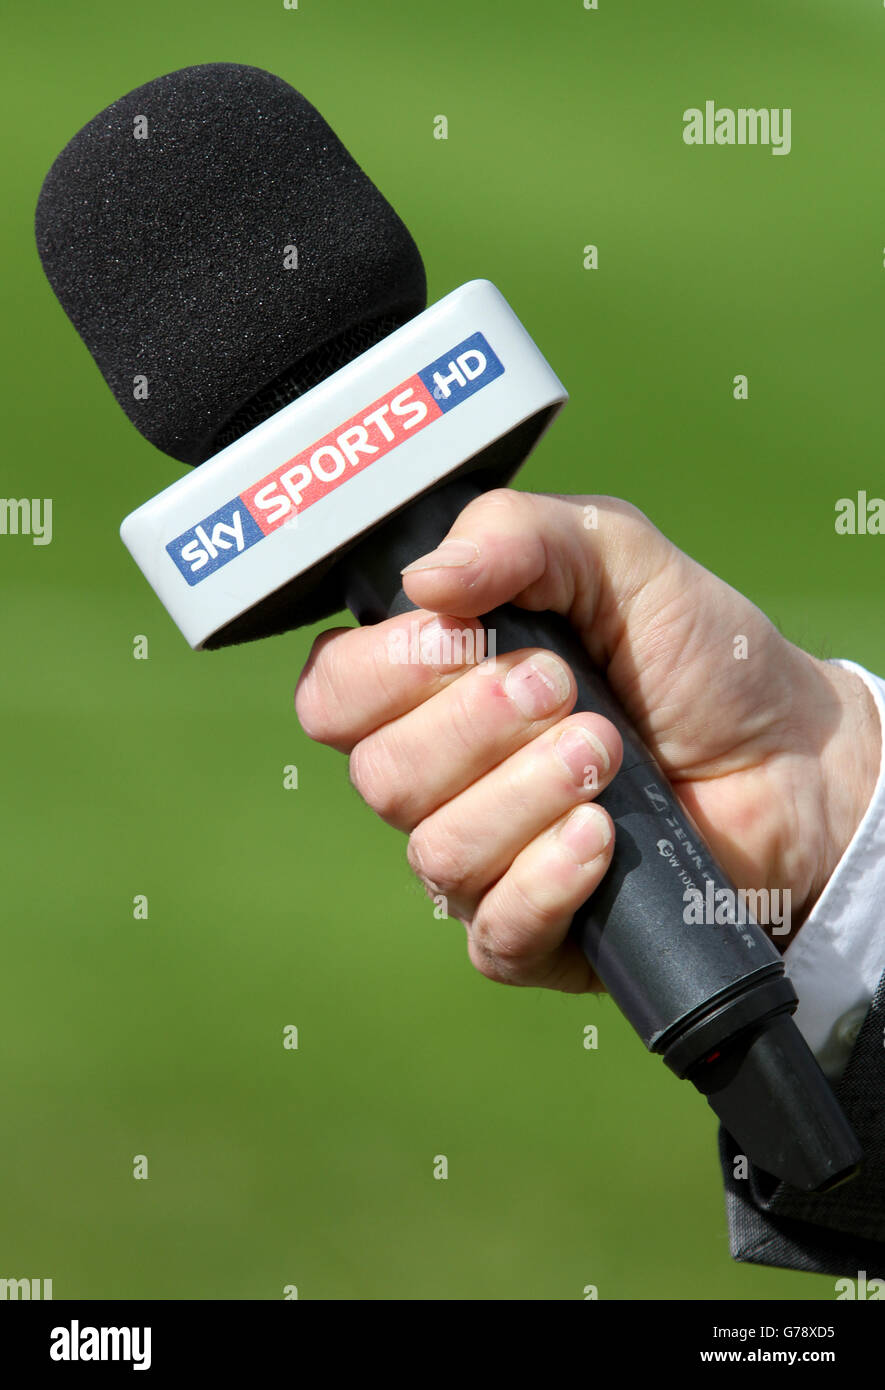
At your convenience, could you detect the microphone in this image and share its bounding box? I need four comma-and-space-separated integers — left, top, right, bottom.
36, 62, 861, 1193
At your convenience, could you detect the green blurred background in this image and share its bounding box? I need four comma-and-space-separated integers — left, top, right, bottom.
2, 0, 883, 1300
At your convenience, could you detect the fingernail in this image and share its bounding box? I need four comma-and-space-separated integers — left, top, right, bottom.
417, 616, 447, 665
401, 539, 480, 574
418, 616, 468, 670
504, 653, 571, 719
554, 726, 611, 783
557, 805, 612, 866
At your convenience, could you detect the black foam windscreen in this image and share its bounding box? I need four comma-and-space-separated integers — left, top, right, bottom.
36, 63, 427, 466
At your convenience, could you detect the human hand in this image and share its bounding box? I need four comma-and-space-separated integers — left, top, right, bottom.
294, 491, 879, 992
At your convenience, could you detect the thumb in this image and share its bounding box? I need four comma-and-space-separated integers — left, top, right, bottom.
400, 488, 680, 666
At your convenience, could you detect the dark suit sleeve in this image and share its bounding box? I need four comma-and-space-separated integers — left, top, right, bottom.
718, 971, 885, 1278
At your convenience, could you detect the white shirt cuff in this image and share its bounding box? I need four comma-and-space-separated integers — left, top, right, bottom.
783, 660, 885, 1078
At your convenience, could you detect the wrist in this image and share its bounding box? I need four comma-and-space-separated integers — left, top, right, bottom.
800, 657, 881, 922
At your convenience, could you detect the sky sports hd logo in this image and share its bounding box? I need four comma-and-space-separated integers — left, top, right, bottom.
167, 331, 504, 584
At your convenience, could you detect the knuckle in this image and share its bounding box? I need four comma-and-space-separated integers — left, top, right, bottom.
480, 876, 564, 958
465, 923, 544, 987
466, 486, 540, 536
471, 910, 533, 969
348, 739, 410, 825
466, 935, 515, 985
407, 822, 468, 897
480, 485, 532, 518
611, 497, 649, 526
606, 498, 664, 553
293, 672, 331, 743
586, 494, 650, 529
293, 636, 349, 744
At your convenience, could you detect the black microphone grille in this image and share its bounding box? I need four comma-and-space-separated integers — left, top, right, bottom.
35, 63, 427, 466
209, 311, 405, 456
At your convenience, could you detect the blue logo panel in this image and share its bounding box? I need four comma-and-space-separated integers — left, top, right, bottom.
418, 331, 504, 413
166, 498, 264, 586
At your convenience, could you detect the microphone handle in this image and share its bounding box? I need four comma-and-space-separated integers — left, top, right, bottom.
344, 476, 789, 1066
342, 476, 863, 1191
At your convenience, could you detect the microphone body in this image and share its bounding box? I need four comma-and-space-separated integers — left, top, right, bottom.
36, 65, 863, 1195
345, 477, 860, 1194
